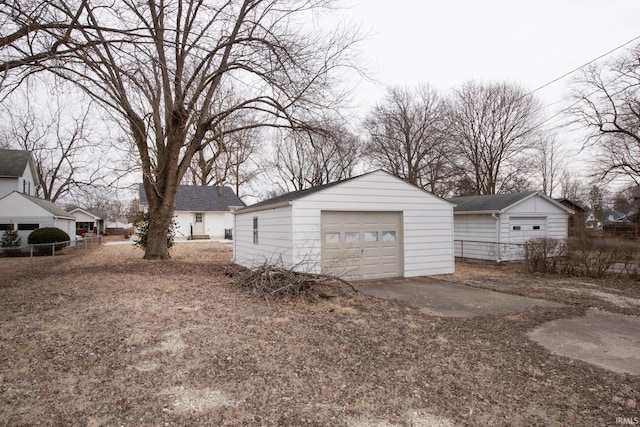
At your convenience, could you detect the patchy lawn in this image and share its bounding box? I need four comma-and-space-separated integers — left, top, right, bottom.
0, 242, 638, 426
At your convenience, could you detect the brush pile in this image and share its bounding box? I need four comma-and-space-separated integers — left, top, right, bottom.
233, 262, 357, 301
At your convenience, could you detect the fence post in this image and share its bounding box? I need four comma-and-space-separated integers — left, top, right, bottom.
460, 240, 464, 258
52, 242, 56, 268
30, 245, 33, 275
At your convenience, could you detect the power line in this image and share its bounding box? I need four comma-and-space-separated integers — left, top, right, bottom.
528, 34, 640, 98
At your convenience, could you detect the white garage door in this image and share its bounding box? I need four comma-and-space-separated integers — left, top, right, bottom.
510, 217, 546, 244
321, 211, 403, 281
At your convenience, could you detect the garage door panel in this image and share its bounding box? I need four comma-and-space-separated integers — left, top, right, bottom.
321, 211, 402, 280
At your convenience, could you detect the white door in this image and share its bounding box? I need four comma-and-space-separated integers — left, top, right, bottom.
193, 212, 205, 234
321, 211, 403, 281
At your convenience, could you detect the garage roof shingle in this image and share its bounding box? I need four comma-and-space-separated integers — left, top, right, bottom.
448, 191, 538, 213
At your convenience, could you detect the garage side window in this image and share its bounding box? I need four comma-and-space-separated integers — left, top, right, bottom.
252, 216, 258, 244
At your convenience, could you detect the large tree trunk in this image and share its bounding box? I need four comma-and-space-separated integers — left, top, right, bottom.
144, 203, 175, 259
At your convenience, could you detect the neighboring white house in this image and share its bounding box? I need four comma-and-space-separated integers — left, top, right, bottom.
138, 184, 245, 240
0, 191, 76, 244
0, 148, 39, 199
68, 207, 107, 236
0, 148, 76, 245
449, 191, 574, 262
233, 170, 455, 281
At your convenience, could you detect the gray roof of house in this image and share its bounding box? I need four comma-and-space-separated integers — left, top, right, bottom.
448, 191, 539, 213
16, 192, 75, 219
138, 184, 245, 211
0, 148, 32, 178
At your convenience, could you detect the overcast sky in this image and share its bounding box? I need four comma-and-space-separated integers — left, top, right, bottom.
338, 1, 639, 122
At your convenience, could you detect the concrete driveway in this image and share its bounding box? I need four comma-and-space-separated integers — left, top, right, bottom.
358, 276, 564, 317
358, 276, 640, 376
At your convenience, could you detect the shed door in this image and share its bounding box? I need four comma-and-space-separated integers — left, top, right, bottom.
321, 211, 402, 281
510, 217, 546, 244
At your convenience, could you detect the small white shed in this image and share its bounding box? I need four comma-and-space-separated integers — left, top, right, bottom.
449, 191, 574, 262
233, 170, 455, 281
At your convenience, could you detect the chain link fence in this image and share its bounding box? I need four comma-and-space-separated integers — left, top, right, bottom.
0, 236, 102, 279
454, 239, 526, 263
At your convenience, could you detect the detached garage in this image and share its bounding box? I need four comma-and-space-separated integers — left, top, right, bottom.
449, 191, 574, 262
232, 170, 454, 280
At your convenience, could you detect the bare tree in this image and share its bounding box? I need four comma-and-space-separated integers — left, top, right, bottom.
0, 90, 104, 202
184, 107, 262, 198
0, 1, 97, 93
559, 169, 585, 202
363, 86, 452, 196
534, 135, 565, 197
445, 80, 542, 195
37, 0, 359, 259
271, 121, 361, 192
570, 42, 640, 184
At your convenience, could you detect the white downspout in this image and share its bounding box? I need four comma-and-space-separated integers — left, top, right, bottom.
492, 212, 501, 263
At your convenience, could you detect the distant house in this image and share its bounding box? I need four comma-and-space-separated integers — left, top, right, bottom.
138, 184, 245, 240
449, 191, 573, 262
0, 148, 76, 244
68, 207, 107, 236
556, 198, 588, 234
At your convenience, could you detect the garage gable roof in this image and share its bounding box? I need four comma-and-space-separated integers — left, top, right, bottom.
0, 191, 75, 219
236, 169, 449, 213
139, 184, 245, 212
449, 191, 573, 214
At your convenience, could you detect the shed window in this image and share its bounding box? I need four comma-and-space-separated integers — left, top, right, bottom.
512, 226, 521, 231
18, 223, 39, 231
252, 217, 258, 244
533, 225, 541, 230
0, 224, 13, 231
195, 213, 203, 223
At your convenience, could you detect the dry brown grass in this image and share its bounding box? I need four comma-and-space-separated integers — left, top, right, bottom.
0, 242, 638, 426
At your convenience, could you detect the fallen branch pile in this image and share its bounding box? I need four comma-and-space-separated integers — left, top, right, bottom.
233, 262, 357, 302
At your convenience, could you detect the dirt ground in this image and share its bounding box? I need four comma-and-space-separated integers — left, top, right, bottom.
0, 239, 638, 426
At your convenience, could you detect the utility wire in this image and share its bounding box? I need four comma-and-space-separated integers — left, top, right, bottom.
527, 34, 640, 98
529, 35, 640, 131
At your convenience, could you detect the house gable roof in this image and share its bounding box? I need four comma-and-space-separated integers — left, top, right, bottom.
0, 191, 75, 219
0, 149, 39, 185
68, 207, 102, 220
236, 169, 450, 213
138, 184, 245, 212
449, 191, 573, 214
555, 198, 588, 213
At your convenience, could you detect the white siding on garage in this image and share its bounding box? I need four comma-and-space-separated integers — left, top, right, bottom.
290, 172, 454, 277
233, 205, 293, 268
452, 214, 498, 261
453, 193, 571, 262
